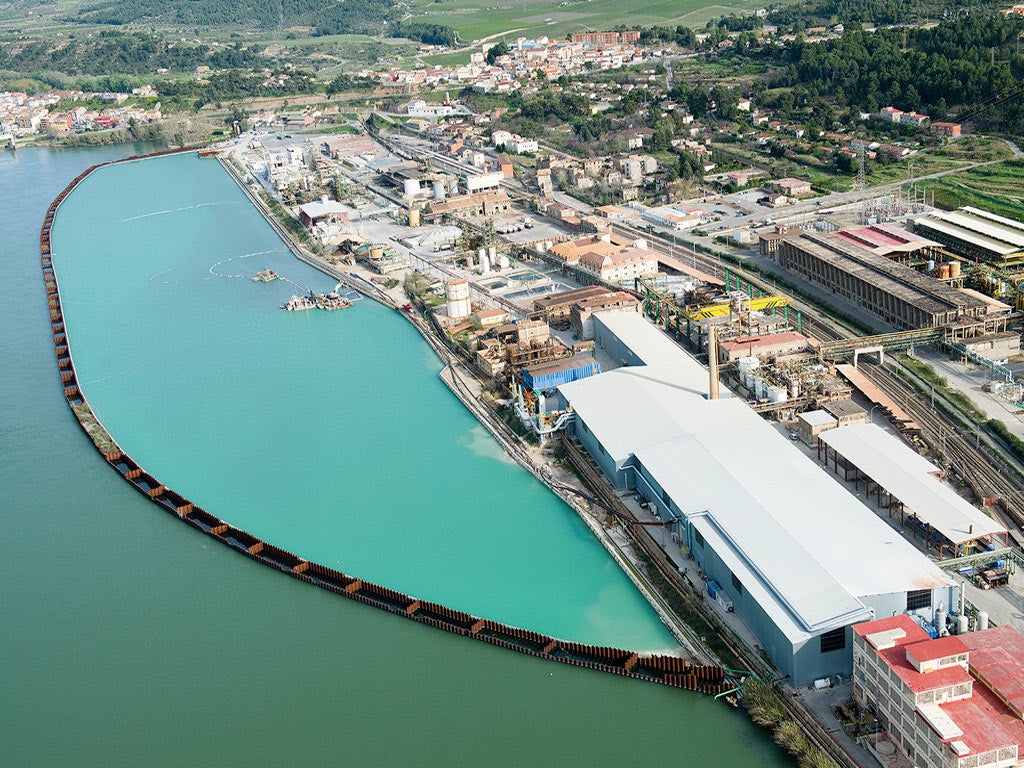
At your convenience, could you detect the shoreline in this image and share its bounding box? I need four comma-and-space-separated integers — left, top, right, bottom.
216, 152, 711, 661
40, 147, 731, 694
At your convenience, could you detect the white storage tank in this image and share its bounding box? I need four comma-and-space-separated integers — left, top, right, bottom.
445, 278, 471, 320
403, 178, 421, 196
935, 604, 948, 637
956, 614, 970, 635
977, 611, 989, 631
480, 252, 490, 274
738, 357, 759, 388
488, 246, 497, 260
498, 254, 511, 269
433, 179, 446, 200
767, 385, 788, 403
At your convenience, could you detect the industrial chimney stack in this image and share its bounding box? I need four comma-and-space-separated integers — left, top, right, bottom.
707, 324, 721, 400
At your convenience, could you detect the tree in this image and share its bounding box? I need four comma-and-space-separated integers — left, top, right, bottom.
485, 41, 509, 66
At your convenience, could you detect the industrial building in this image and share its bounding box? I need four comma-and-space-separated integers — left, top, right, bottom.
423, 191, 512, 222
832, 222, 945, 263
914, 207, 1024, 267
717, 330, 809, 362
853, 615, 1024, 768
533, 285, 616, 325
522, 355, 600, 391
558, 313, 954, 684
818, 424, 1009, 560
777, 231, 990, 329
569, 291, 639, 340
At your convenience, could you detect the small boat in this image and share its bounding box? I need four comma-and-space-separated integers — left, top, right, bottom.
253, 269, 279, 282
281, 294, 315, 311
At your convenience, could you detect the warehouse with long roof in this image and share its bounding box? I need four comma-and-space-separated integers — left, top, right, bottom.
559, 313, 955, 684
914, 206, 1024, 266
777, 230, 988, 329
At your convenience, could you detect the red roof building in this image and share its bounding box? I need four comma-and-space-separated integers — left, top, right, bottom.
853, 615, 1024, 768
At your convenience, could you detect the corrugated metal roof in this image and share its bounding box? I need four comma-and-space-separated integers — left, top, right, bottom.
820, 425, 1006, 544
799, 409, 837, 427
560, 315, 952, 641
637, 419, 951, 636
914, 215, 1019, 256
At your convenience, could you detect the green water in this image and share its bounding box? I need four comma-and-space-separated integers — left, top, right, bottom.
50, 151, 668, 649
1, 145, 791, 767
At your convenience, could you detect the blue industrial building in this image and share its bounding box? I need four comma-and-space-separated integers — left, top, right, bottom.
559, 313, 955, 685
522, 355, 600, 391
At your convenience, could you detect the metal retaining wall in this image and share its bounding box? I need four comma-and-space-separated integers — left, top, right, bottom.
39, 149, 730, 695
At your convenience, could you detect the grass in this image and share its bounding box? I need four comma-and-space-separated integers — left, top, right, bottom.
409, 0, 768, 44
865, 136, 1013, 187
920, 158, 1024, 217
418, 51, 473, 68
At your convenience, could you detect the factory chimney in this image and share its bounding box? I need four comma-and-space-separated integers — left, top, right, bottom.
707, 324, 721, 400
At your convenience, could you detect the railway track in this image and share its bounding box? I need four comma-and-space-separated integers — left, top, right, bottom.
860, 360, 1024, 545
612, 219, 1024, 542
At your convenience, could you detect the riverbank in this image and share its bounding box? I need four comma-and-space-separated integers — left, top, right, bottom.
215, 151, 713, 661
212, 158, 871, 767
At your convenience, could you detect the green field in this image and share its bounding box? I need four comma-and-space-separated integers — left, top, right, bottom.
409, 0, 767, 45
920, 158, 1024, 217
865, 137, 1015, 188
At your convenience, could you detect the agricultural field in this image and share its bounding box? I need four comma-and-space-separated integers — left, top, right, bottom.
408, 0, 767, 45
920, 158, 1024, 217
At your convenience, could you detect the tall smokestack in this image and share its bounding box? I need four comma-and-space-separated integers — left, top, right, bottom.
708, 324, 721, 400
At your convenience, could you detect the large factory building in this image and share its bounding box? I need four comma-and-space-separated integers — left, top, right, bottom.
777, 231, 988, 329
914, 206, 1024, 267
559, 313, 954, 684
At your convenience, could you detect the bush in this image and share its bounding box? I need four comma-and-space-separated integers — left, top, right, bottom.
775, 720, 809, 756
985, 418, 1024, 465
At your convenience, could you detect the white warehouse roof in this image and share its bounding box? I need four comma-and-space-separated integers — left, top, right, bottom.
634, 403, 951, 643
820, 424, 1007, 545
560, 314, 953, 644
559, 312, 723, 467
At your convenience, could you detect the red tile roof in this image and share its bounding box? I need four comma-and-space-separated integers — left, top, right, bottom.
941, 681, 1024, 756
906, 635, 969, 664
960, 626, 1024, 718
880, 644, 971, 693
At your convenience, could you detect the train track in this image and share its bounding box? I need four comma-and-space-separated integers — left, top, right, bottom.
860, 360, 1024, 544
612, 219, 1024, 542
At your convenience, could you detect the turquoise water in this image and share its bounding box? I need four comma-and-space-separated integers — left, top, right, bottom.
2, 143, 791, 768
50, 151, 672, 650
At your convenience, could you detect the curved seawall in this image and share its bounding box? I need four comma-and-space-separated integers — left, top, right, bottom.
40, 150, 728, 695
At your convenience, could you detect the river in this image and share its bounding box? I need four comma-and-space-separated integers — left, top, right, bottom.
1, 143, 790, 767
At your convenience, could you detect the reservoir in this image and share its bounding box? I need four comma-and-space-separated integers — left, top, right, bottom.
2, 144, 791, 767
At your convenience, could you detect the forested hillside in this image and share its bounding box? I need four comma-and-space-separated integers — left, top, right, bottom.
776, 14, 1024, 125
0, 32, 262, 75
66, 0, 402, 36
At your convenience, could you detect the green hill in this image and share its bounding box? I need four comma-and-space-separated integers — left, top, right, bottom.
68, 0, 400, 36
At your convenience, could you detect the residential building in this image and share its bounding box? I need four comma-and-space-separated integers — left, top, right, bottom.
932, 122, 962, 137
771, 177, 813, 198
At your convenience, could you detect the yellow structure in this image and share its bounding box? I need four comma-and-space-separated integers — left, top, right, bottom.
684, 295, 791, 320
